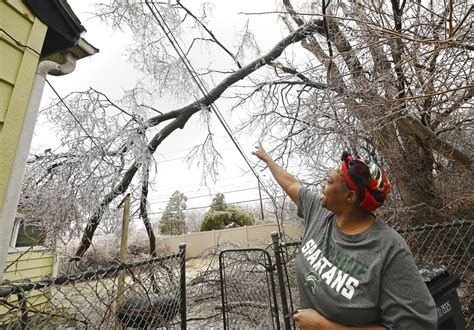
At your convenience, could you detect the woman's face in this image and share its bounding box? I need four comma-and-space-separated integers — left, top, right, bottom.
320, 169, 352, 212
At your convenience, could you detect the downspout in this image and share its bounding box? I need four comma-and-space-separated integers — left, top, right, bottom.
22, 52, 77, 139
0, 53, 77, 282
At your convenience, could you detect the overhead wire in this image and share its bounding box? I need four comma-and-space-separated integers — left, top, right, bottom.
148, 177, 258, 195
144, 1, 286, 236
46, 80, 104, 157
46, 80, 128, 170
146, 2, 262, 183
0, 28, 41, 56
148, 194, 288, 215
147, 186, 260, 204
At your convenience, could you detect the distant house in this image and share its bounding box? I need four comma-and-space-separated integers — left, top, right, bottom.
0, 0, 98, 283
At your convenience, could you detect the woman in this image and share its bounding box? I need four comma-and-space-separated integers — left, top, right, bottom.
252, 146, 437, 329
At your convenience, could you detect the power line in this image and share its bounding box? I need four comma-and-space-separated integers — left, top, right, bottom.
145, 1, 282, 235
145, 2, 265, 186
146, 168, 316, 203
0, 28, 41, 56
147, 176, 259, 195
154, 140, 254, 164
148, 195, 289, 215
45, 80, 127, 170
46, 80, 102, 153
147, 186, 259, 203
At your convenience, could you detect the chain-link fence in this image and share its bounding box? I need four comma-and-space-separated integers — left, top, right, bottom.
1, 221, 471, 329
273, 237, 301, 329
271, 220, 473, 329
396, 220, 473, 327
219, 248, 280, 329
191, 220, 472, 329
0, 244, 186, 329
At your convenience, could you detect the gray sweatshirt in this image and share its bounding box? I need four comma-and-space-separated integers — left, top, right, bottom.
296, 187, 437, 329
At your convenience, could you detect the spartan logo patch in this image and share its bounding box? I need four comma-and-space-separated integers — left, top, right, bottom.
304, 271, 322, 295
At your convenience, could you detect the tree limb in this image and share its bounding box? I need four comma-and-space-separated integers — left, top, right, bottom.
176, 0, 242, 68
268, 62, 329, 90
282, 0, 346, 90
430, 86, 474, 130
74, 19, 322, 257
139, 153, 157, 257
399, 116, 473, 171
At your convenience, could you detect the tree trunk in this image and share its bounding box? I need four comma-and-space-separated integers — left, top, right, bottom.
375, 122, 441, 225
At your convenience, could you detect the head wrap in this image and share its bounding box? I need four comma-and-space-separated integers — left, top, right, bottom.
340, 152, 391, 212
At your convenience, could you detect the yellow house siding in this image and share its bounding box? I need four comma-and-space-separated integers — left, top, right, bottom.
3, 265, 53, 282
1, 0, 35, 25
0, 41, 23, 87
0, 251, 54, 326
0, 0, 47, 210
4, 251, 54, 282
0, 37, 21, 123
0, 80, 14, 123
0, 1, 35, 47
0, 293, 50, 326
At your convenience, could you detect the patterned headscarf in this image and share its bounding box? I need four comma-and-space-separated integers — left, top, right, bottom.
340, 152, 391, 212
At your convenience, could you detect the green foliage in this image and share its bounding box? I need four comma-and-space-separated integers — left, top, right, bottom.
159, 190, 187, 235
227, 206, 254, 226
200, 211, 231, 231
210, 193, 226, 211
200, 193, 255, 231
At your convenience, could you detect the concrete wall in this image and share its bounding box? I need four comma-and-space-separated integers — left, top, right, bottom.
162, 222, 304, 258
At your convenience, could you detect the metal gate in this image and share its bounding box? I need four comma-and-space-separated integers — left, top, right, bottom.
219, 248, 280, 329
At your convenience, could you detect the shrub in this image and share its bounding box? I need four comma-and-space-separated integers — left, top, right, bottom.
227, 206, 254, 226
200, 211, 232, 231
200, 207, 255, 231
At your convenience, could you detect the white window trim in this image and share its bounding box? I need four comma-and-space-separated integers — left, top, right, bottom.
8, 218, 49, 253
9, 220, 21, 249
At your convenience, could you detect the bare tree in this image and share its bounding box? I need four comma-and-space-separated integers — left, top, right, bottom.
241, 0, 473, 224
185, 210, 205, 233
24, 0, 472, 258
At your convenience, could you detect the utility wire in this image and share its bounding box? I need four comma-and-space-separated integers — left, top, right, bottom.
147, 186, 259, 203
146, 2, 264, 186
149, 178, 258, 195
46, 80, 117, 167
0, 28, 41, 56
144, 1, 284, 235
148, 195, 288, 215
46, 80, 102, 152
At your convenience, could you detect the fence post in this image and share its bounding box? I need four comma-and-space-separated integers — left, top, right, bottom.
18, 292, 28, 330
219, 251, 227, 329
272, 232, 291, 330
179, 243, 187, 330
116, 193, 131, 329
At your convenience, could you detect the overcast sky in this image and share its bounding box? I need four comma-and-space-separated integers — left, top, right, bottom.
31, 0, 298, 220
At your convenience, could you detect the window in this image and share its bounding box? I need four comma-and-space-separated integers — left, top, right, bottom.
10, 218, 46, 249
15, 223, 45, 247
